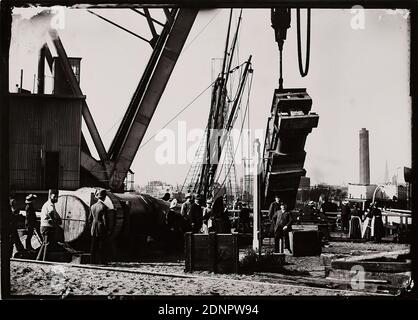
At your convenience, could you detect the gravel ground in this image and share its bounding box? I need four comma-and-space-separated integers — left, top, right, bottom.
11, 260, 368, 297
10, 241, 409, 297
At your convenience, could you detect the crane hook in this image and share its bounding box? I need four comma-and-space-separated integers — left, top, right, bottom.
271, 8, 291, 90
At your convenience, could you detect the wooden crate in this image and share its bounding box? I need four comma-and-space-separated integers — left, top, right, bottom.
289, 230, 321, 257
185, 232, 239, 274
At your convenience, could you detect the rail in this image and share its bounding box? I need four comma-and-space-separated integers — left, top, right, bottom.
10, 258, 389, 296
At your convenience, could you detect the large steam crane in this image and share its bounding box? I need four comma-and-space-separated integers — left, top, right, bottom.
27, 8, 200, 257
27, 8, 318, 258
260, 8, 319, 210
38, 8, 198, 192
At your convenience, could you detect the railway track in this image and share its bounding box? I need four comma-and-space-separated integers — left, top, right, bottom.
10, 258, 390, 296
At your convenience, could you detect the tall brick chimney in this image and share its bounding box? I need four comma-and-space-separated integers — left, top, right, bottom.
359, 128, 370, 185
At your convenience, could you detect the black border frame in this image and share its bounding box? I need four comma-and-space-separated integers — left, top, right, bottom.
1, 0, 417, 301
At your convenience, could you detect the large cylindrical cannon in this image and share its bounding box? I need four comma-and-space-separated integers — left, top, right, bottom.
55, 187, 174, 258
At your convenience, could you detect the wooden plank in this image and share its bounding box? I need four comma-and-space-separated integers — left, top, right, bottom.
335, 249, 410, 263
208, 232, 216, 272
331, 261, 411, 273
232, 233, 239, 273
184, 232, 192, 272
326, 268, 411, 293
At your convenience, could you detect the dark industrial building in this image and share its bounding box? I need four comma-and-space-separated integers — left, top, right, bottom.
9, 54, 84, 200
9, 93, 83, 191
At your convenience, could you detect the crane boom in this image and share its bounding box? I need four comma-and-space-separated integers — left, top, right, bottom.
108, 8, 198, 191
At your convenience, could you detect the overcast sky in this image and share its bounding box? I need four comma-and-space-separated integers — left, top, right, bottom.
10, 8, 411, 188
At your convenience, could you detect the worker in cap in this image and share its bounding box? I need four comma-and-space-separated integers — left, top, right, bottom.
89, 189, 110, 264
170, 198, 178, 209
272, 201, 293, 253
180, 193, 193, 232
37, 189, 62, 261
167, 199, 178, 230
202, 198, 214, 234
268, 195, 282, 221
340, 200, 351, 234
239, 201, 251, 233
166, 198, 184, 252
24, 194, 41, 251
9, 196, 25, 257
189, 195, 203, 233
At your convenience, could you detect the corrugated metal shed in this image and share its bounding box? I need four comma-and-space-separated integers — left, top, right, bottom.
9, 93, 83, 191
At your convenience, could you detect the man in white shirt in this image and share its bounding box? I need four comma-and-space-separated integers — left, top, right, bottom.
36, 189, 62, 261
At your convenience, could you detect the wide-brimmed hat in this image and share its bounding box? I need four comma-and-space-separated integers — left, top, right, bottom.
170, 199, 178, 209
48, 189, 59, 197
185, 193, 192, 199
25, 194, 37, 203
95, 189, 107, 199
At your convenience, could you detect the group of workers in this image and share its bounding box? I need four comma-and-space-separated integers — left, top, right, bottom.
341, 201, 384, 242
8, 188, 111, 264
9, 189, 63, 260
13, 189, 383, 263
166, 192, 293, 254
165, 193, 253, 237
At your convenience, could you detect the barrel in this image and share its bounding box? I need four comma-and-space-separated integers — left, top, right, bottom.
55, 188, 170, 250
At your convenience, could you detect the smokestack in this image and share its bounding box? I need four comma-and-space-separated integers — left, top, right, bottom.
359, 128, 370, 185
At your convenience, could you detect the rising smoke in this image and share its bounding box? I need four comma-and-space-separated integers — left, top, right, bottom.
10, 8, 62, 92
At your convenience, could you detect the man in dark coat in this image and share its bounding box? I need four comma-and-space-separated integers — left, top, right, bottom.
25, 194, 41, 250
349, 203, 363, 239
371, 202, 384, 242
180, 193, 193, 231
238, 202, 251, 233
268, 195, 282, 237
189, 195, 203, 233
9, 197, 25, 257
268, 195, 281, 220
272, 202, 293, 253
89, 189, 109, 264
212, 197, 232, 234
340, 201, 351, 234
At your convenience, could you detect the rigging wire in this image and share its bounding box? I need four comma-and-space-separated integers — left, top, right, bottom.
182, 10, 221, 54
137, 79, 217, 151
215, 71, 253, 191
180, 124, 208, 193
103, 11, 221, 140
213, 62, 247, 182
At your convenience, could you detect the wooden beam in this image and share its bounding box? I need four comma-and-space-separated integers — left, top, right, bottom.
336, 249, 410, 263
50, 31, 109, 169
80, 151, 108, 183
331, 261, 412, 273
131, 8, 165, 27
